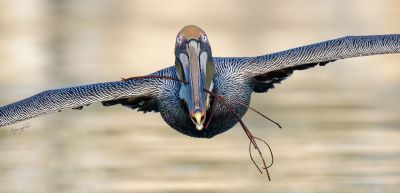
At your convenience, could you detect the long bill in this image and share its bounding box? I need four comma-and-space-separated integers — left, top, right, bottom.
183, 40, 208, 130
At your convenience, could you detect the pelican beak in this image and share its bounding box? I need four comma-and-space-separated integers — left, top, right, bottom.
194, 112, 203, 130
175, 25, 214, 131
177, 39, 208, 130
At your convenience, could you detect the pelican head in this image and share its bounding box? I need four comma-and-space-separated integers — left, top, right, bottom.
174, 25, 215, 131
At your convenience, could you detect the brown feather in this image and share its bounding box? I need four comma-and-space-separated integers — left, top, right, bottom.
179, 25, 205, 40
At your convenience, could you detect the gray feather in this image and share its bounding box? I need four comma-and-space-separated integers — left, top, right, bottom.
0, 68, 171, 127
216, 35, 400, 76
214, 34, 400, 93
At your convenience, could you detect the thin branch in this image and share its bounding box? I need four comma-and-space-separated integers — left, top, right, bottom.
205, 104, 215, 129
233, 100, 282, 129
204, 89, 273, 181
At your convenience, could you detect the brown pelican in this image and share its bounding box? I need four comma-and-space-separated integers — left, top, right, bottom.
1, 25, 399, 180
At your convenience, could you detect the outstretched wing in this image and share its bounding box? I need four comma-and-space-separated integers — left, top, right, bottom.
218, 34, 400, 93
0, 67, 175, 127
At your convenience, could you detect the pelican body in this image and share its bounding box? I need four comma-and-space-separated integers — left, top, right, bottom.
1, 25, 400, 139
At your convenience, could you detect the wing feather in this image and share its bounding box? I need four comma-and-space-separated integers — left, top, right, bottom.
0, 67, 174, 127
220, 34, 400, 93
252, 35, 400, 74
252, 60, 334, 93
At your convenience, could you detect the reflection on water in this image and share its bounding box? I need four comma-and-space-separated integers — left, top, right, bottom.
1, 0, 400, 193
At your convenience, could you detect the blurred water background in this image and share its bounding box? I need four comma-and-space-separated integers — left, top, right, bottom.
0, 0, 400, 193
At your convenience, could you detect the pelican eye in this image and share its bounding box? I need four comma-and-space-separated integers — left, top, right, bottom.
201, 35, 207, 42
176, 36, 183, 44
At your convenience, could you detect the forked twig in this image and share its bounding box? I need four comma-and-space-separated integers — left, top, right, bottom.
249, 137, 274, 173
204, 89, 273, 181
119, 75, 276, 181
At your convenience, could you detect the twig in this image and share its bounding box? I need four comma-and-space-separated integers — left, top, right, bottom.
204, 89, 273, 181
